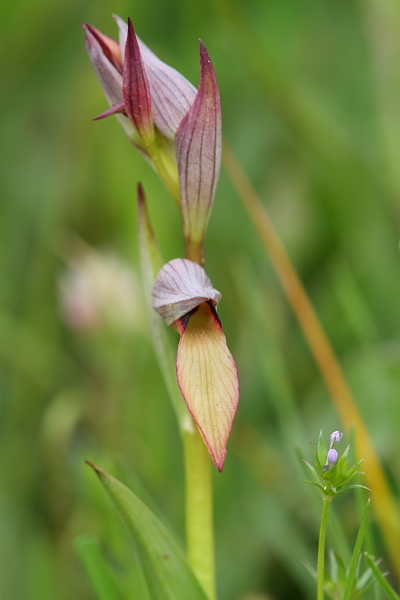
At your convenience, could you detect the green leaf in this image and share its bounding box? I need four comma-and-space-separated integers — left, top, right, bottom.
317, 430, 328, 469
356, 566, 374, 592
341, 445, 350, 460
336, 484, 370, 494
309, 442, 324, 478
343, 499, 370, 600
364, 554, 400, 600
74, 535, 123, 600
329, 550, 339, 585
340, 459, 364, 487
302, 460, 322, 485
302, 560, 317, 582
302, 480, 324, 491
87, 462, 209, 600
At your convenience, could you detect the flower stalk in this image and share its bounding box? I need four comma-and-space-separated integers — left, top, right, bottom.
183, 429, 216, 600
303, 430, 369, 600
317, 495, 332, 600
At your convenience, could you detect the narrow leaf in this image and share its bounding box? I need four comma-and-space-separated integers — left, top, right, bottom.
303, 560, 318, 582
340, 458, 364, 486
114, 15, 197, 139
123, 19, 154, 144
337, 484, 370, 494
329, 550, 339, 585
175, 41, 222, 250
343, 499, 371, 600
365, 554, 400, 600
175, 302, 239, 471
302, 480, 324, 491
87, 463, 208, 600
74, 535, 122, 600
137, 185, 190, 432
317, 429, 328, 468
302, 459, 322, 485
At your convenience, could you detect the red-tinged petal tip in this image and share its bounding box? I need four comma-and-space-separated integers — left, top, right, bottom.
176, 302, 239, 471
83, 23, 122, 72
123, 18, 154, 144
83, 23, 124, 112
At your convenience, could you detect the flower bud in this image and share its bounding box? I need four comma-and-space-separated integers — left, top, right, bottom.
327, 449, 339, 468
330, 430, 343, 446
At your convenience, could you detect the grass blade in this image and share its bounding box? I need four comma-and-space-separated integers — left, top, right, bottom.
343, 499, 371, 600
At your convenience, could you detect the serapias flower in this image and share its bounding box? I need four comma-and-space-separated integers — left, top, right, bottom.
152, 258, 239, 472
86, 17, 238, 470
83, 17, 221, 262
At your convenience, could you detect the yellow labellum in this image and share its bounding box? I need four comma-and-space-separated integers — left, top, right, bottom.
175, 303, 239, 472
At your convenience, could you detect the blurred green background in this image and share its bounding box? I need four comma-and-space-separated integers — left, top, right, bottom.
1, 0, 400, 598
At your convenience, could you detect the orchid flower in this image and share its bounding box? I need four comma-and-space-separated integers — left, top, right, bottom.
83, 16, 221, 262
84, 18, 238, 471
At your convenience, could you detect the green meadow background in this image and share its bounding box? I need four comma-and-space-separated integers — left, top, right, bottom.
1, 0, 400, 598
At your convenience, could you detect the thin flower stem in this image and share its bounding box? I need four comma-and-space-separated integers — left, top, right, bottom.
222, 141, 400, 579
317, 496, 332, 600
183, 427, 216, 600
181, 234, 215, 598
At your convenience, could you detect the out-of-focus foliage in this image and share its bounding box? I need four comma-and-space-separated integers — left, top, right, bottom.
1, 0, 400, 598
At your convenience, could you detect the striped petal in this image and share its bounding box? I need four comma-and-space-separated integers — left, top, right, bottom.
123, 18, 154, 144
114, 15, 197, 139
175, 42, 222, 251
83, 23, 124, 107
152, 258, 221, 326
175, 302, 239, 471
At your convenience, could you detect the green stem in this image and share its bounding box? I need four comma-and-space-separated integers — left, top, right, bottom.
147, 134, 180, 204
182, 426, 216, 600
317, 495, 332, 600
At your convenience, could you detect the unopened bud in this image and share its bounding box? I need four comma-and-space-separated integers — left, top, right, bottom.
327, 449, 339, 468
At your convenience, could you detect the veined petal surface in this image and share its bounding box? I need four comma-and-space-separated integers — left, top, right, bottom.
152, 258, 221, 326
123, 18, 154, 144
114, 15, 197, 139
175, 303, 239, 471
175, 42, 222, 249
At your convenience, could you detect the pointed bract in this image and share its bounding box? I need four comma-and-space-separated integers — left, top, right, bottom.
114, 15, 197, 139
175, 303, 239, 471
123, 18, 154, 144
152, 258, 221, 326
175, 42, 222, 250
92, 102, 126, 121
